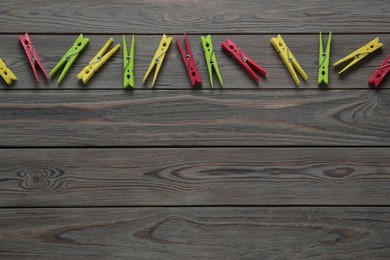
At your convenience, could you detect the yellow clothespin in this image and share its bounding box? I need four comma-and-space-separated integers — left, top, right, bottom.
143, 34, 172, 87
77, 38, 120, 84
333, 37, 383, 75
271, 34, 308, 86
0, 58, 17, 85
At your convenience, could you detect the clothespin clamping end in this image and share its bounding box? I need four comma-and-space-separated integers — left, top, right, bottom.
50, 34, 89, 84
123, 35, 135, 88
0, 58, 17, 85
77, 37, 120, 84
271, 34, 307, 86
368, 54, 390, 88
176, 34, 202, 88
201, 35, 223, 88
19, 32, 49, 83
333, 37, 383, 75
221, 38, 266, 82
318, 32, 332, 86
143, 34, 172, 87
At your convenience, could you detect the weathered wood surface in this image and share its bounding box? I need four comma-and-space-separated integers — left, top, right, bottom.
0, 90, 389, 147
0, 34, 388, 89
0, 148, 389, 207
0, 207, 389, 259
1, 0, 389, 34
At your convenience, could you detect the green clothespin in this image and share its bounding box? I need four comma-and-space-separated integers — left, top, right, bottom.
318, 32, 332, 86
123, 34, 135, 88
201, 35, 223, 88
50, 34, 89, 83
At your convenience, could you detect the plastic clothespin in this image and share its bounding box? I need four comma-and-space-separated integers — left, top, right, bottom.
201, 35, 223, 88
176, 34, 202, 87
0, 58, 17, 85
271, 34, 307, 86
77, 37, 120, 84
143, 34, 172, 87
123, 35, 135, 88
19, 32, 49, 83
333, 37, 383, 75
221, 38, 266, 82
318, 32, 332, 86
50, 34, 89, 84
368, 54, 390, 88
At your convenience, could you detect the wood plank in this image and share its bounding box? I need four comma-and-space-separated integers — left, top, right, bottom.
0, 148, 389, 207
0, 207, 389, 259
1, 34, 389, 89
1, 0, 389, 34
0, 89, 389, 147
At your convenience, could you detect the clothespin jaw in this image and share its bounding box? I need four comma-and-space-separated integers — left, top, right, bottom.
333, 37, 383, 75
201, 35, 223, 88
19, 32, 49, 83
123, 35, 135, 88
176, 34, 202, 87
318, 32, 332, 86
143, 34, 172, 87
77, 37, 120, 84
271, 34, 307, 86
0, 58, 17, 85
50, 34, 89, 83
221, 38, 266, 82
368, 54, 390, 88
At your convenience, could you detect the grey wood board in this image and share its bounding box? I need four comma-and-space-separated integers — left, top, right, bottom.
1, 0, 389, 34
0, 90, 389, 147
0, 148, 389, 207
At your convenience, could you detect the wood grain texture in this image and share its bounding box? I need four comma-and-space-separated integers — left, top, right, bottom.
0, 34, 389, 89
0, 207, 389, 259
1, 0, 390, 34
0, 89, 389, 147
0, 148, 389, 207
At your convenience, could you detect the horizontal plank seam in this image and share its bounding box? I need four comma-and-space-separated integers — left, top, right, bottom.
1, 205, 390, 209
1, 32, 390, 36
1, 88, 382, 91
1, 145, 390, 149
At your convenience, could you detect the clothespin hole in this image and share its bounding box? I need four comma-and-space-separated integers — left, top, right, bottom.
192, 72, 196, 76
66, 56, 70, 61
127, 74, 131, 79
376, 73, 382, 78
24, 40, 29, 45
321, 70, 326, 76
4, 71, 7, 75
278, 42, 283, 47
243, 57, 248, 62
85, 69, 90, 74
370, 45, 374, 49
229, 44, 234, 49
77, 42, 82, 46
205, 43, 210, 47
162, 42, 166, 47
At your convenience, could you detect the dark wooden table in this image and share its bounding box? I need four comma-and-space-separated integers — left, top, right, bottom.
1, 0, 390, 259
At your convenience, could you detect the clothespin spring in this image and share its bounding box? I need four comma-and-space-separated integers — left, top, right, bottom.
65, 49, 83, 61
155, 49, 168, 64
238, 48, 248, 62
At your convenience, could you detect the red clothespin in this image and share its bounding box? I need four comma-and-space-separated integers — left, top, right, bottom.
368, 54, 390, 88
176, 34, 202, 87
221, 38, 266, 82
19, 32, 49, 83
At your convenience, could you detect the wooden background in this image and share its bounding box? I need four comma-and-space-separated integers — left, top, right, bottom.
1, 0, 390, 259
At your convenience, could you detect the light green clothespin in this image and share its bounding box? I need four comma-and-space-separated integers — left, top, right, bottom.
201, 35, 223, 88
50, 34, 89, 83
123, 35, 135, 88
318, 32, 332, 86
